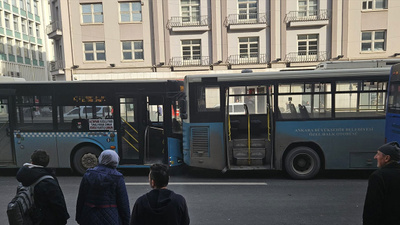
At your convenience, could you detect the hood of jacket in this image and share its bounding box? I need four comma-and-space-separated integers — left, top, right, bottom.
145, 189, 174, 213
16, 163, 55, 186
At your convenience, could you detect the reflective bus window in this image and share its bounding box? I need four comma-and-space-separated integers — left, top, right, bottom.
16, 96, 52, 130
277, 82, 332, 119
228, 86, 267, 115
58, 105, 112, 130
197, 86, 220, 112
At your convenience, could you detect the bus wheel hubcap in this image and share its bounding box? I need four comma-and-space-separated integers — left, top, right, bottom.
81, 153, 97, 169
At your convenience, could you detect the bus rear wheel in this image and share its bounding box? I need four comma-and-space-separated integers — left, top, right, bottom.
73, 146, 102, 175
284, 146, 320, 180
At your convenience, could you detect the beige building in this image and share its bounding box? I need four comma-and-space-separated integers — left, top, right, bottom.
47, 0, 400, 81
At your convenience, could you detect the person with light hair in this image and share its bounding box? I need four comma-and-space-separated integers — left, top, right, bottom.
76, 150, 130, 225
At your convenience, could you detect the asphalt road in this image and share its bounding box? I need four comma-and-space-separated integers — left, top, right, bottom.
0, 169, 373, 225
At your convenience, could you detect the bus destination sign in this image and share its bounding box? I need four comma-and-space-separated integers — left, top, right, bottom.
73, 96, 106, 103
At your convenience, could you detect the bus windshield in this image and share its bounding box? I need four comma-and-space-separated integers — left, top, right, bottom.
388, 81, 400, 113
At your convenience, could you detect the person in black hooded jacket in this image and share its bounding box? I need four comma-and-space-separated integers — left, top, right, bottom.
130, 164, 190, 225
16, 150, 70, 225
363, 142, 400, 225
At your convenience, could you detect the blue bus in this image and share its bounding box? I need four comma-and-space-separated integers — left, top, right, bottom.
0, 80, 184, 174
385, 63, 400, 143
181, 61, 392, 179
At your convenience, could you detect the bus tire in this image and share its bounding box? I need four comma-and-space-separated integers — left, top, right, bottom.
284, 146, 320, 180
73, 146, 102, 175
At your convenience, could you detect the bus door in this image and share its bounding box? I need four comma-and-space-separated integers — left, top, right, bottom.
226, 85, 273, 169
118, 97, 143, 164
146, 96, 165, 164
0, 97, 13, 165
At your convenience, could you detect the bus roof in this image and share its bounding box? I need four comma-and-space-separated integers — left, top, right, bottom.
184, 67, 390, 83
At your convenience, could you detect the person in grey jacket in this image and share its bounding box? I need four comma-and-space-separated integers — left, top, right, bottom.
130, 164, 190, 225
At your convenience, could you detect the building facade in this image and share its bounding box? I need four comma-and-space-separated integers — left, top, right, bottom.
0, 0, 51, 81
47, 0, 400, 81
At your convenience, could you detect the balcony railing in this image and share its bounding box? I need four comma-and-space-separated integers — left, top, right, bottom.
285, 9, 330, 23
284, 51, 328, 63
167, 16, 210, 29
50, 60, 64, 71
169, 56, 210, 67
227, 54, 269, 65
225, 13, 269, 26
46, 21, 62, 35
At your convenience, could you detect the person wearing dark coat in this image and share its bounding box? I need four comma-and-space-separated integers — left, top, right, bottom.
130, 164, 190, 225
76, 149, 130, 225
16, 150, 70, 225
363, 141, 400, 225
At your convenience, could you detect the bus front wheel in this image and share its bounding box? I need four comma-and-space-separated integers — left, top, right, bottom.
284, 146, 320, 180
73, 146, 102, 175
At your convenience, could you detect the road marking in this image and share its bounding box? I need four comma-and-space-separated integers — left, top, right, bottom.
126, 182, 267, 186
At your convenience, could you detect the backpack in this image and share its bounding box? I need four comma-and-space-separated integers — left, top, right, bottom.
7, 175, 54, 225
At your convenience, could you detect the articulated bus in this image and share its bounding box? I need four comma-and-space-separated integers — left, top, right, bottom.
386, 63, 400, 143
0, 80, 184, 174
181, 62, 392, 179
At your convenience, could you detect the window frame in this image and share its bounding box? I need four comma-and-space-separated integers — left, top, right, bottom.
239, 37, 259, 59
121, 40, 144, 61
81, 3, 104, 24
83, 42, 106, 62
119, 1, 142, 23
362, 0, 387, 10
181, 0, 200, 24
181, 39, 201, 61
361, 30, 386, 52
298, 0, 318, 18
297, 34, 318, 56
238, 0, 258, 21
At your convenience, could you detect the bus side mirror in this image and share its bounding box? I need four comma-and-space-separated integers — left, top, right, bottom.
179, 99, 187, 119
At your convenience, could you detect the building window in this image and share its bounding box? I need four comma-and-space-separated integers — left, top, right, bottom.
21, 18, 26, 34
36, 23, 40, 38
20, 0, 25, 10
26, 0, 31, 12
0, 11, 2, 27
182, 39, 201, 61
16, 41, 21, 57
238, 0, 257, 21
12, 0, 17, 7
7, 38, 13, 55
84, 42, 106, 61
28, 21, 33, 36
298, 34, 318, 56
38, 47, 42, 61
34, 1, 38, 15
361, 30, 386, 52
181, 0, 200, 23
31, 49, 36, 60
362, 0, 387, 10
120, 2, 142, 22
298, 0, 317, 17
13, 16, 19, 32
5, 13, 10, 29
24, 43, 29, 58
81, 3, 103, 24
122, 41, 143, 60
239, 37, 259, 59
0, 37, 4, 54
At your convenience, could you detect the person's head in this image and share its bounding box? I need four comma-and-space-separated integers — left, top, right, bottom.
31, 150, 50, 167
149, 164, 169, 189
98, 150, 119, 168
375, 142, 400, 168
